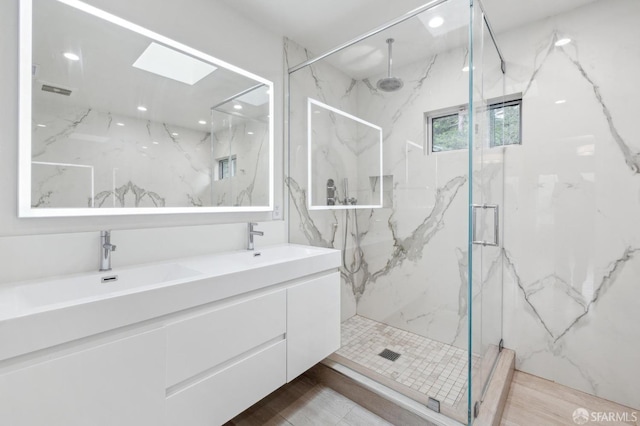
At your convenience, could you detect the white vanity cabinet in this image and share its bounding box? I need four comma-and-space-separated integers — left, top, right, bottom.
286, 272, 341, 382
0, 327, 166, 426
0, 244, 341, 426
165, 289, 287, 426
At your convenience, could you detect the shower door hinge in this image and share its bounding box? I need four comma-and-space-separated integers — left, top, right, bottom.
474, 401, 480, 418
499, 338, 504, 352
426, 397, 440, 413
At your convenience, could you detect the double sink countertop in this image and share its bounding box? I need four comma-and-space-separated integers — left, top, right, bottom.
0, 243, 340, 362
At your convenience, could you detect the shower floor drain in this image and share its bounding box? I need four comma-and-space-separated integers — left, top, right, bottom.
378, 348, 401, 362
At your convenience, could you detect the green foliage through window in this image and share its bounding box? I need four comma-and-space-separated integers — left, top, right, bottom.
428, 97, 521, 153
489, 100, 521, 147
432, 112, 469, 152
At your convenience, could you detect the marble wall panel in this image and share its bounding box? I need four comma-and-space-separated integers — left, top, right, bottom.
287, 0, 640, 408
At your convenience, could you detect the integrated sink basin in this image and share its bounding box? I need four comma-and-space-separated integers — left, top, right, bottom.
0, 244, 340, 362
13, 263, 203, 314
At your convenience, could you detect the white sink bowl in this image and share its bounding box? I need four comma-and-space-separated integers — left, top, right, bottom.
14, 263, 202, 313
180, 243, 335, 274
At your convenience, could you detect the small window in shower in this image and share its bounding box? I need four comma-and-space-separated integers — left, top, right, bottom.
218, 156, 236, 180
426, 95, 522, 153
426, 106, 469, 153
489, 98, 521, 147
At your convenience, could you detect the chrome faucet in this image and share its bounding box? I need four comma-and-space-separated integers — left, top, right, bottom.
247, 222, 263, 251
99, 230, 117, 271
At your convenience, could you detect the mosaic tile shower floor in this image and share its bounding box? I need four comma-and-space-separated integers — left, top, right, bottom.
336, 315, 474, 408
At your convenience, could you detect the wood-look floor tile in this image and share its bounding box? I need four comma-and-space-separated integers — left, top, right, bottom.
257, 376, 317, 414
501, 371, 639, 426
224, 402, 293, 426
339, 405, 394, 426
278, 391, 344, 426
300, 385, 357, 418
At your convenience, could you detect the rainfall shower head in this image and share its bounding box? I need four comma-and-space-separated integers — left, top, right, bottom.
377, 38, 404, 92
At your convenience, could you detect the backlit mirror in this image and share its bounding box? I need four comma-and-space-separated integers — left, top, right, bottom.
19, 0, 274, 216
307, 98, 383, 210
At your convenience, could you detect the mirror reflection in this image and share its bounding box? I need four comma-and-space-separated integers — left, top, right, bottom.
307, 98, 383, 210
25, 0, 273, 214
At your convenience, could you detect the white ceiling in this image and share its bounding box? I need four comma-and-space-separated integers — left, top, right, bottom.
221, 0, 600, 73
33, 0, 269, 133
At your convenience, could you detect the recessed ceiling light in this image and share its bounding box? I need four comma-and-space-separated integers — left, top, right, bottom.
247, 131, 254, 135
116, 122, 125, 126
555, 99, 567, 104
152, 141, 159, 145
555, 38, 571, 47
36, 124, 47, 128
428, 16, 444, 28
63, 52, 80, 61
133, 42, 217, 85
233, 104, 243, 110
137, 106, 147, 112
198, 120, 207, 125
313, 110, 321, 114
142, 146, 148, 149
171, 132, 179, 136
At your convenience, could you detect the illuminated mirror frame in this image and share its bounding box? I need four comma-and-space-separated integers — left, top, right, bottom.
307, 98, 383, 210
18, 0, 274, 217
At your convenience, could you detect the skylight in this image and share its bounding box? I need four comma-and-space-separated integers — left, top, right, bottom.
133, 42, 217, 85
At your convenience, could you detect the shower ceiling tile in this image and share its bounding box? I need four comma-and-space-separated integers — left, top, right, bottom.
416, 2, 467, 37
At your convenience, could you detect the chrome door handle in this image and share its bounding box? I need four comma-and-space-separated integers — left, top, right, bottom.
472, 204, 499, 247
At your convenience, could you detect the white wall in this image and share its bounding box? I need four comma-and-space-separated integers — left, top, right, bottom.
499, 0, 640, 409
0, 0, 286, 283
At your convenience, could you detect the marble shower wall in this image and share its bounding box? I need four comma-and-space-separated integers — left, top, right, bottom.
287, 30, 475, 351
32, 104, 269, 208
497, 0, 640, 409
286, 37, 361, 321
351, 47, 474, 350
287, 0, 639, 410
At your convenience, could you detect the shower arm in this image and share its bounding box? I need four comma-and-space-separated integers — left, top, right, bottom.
387, 39, 393, 77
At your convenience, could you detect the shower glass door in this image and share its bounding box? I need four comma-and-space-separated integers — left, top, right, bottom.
469, 2, 505, 423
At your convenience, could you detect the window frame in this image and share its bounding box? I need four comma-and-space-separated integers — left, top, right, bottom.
487, 95, 522, 148
218, 155, 236, 180
425, 93, 522, 154
425, 104, 469, 154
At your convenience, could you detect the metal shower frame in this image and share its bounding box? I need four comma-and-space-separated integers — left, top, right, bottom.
287, 0, 505, 75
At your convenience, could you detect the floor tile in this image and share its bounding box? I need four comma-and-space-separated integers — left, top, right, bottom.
339, 405, 394, 426
501, 371, 639, 426
228, 377, 393, 426
337, 315, 476, 408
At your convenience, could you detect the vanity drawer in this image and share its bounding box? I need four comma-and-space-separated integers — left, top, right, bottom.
166, 339, 286, 426
166, 289, 286, 387
287, 271, 340, 381
0, 327, 166, 426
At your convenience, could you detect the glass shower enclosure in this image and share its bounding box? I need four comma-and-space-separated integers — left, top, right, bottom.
286, 0, 506, 423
